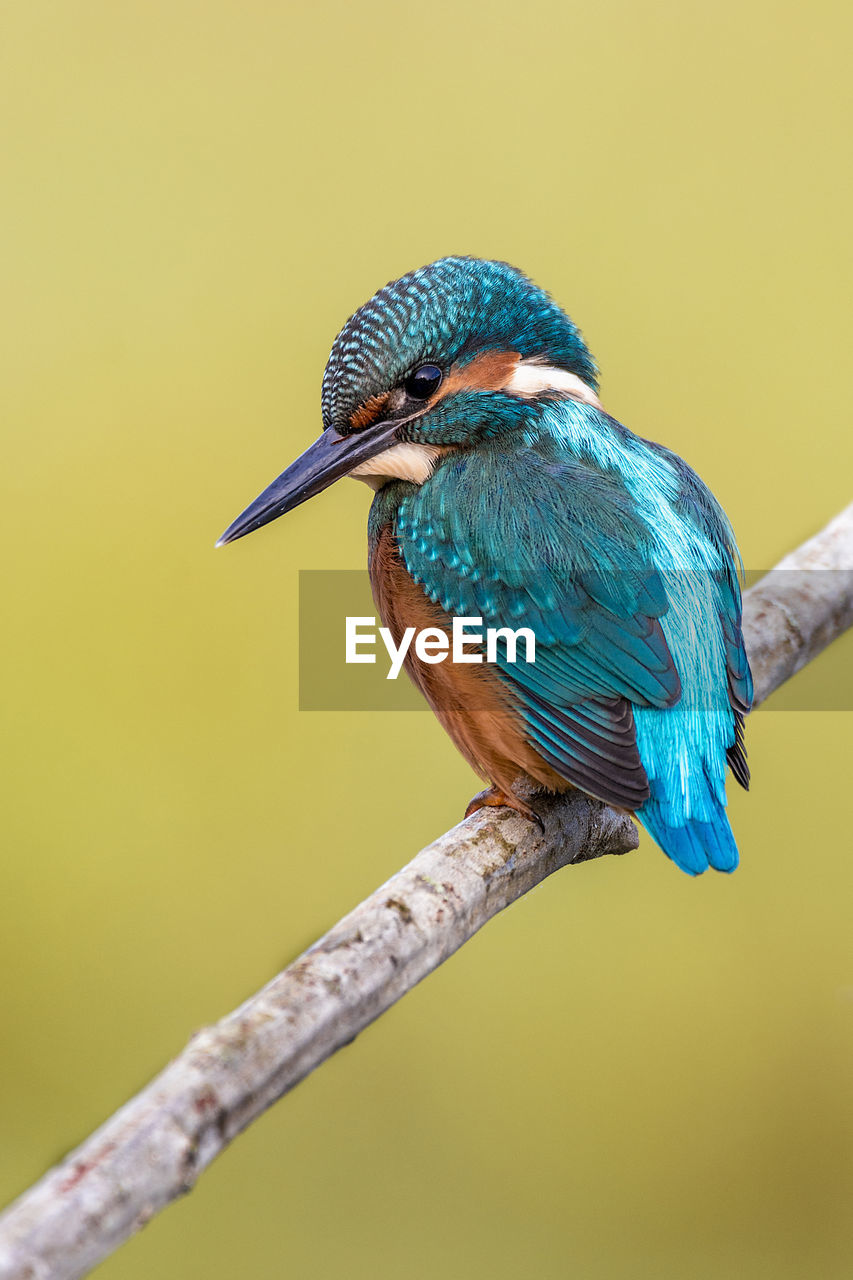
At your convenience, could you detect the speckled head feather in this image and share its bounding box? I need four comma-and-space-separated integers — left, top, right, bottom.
321, 256, 598, 433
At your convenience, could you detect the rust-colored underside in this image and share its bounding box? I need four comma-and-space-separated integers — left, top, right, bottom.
369, 524, 570, 803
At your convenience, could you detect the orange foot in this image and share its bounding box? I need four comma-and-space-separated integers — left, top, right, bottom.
464, 786, 544, 833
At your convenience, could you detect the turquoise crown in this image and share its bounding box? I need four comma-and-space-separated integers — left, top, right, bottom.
321, 256, 598, 431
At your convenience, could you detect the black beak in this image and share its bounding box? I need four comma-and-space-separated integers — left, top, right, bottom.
216, 420, 400, 547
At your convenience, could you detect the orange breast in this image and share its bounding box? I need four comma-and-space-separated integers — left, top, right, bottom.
369, 524, 567, 797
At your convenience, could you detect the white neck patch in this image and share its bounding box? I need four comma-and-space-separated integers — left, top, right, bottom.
349, 441, 444, 490
506, 359, 603, 409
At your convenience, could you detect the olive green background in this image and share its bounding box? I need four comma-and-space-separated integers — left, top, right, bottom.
2, 2, 852, 1277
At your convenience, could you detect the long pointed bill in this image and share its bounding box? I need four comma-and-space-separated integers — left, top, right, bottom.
216, 421, 400, 546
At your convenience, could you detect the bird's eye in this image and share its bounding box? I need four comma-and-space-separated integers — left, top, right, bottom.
404, 364, 443, 400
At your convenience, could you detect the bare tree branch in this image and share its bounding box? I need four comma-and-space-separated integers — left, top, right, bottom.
742, 503, 853, 705
1, 502, 851, 1280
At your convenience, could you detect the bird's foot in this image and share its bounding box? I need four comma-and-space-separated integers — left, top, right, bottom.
464, 786, 545, 834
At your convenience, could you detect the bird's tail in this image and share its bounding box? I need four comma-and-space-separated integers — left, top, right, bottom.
637, 795, 739, 876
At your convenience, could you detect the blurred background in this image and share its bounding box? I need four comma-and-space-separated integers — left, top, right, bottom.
2, 1, 852, 1276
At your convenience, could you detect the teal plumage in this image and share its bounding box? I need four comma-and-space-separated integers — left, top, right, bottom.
322, 257, 597, 430
370, 396, 751, 874
220, 256, 752, 876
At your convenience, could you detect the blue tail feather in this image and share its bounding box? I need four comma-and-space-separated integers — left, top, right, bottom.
637, 801, 739, 876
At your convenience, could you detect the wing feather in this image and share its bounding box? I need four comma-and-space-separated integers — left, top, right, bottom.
397, 443, 682, 809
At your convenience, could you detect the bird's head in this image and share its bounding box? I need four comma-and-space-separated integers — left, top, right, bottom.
218, 256, 600, 545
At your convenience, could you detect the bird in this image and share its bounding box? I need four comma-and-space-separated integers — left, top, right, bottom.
218, 257, 752, 876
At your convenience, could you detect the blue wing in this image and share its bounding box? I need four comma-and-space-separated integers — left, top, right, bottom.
397, 440, 681, 810
393, 403, 751, 874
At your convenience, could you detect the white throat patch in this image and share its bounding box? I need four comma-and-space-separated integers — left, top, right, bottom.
349, 441, 444, 490
506, 360, 603, 409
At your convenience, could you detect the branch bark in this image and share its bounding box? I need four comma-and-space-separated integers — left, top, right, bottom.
1, 502, 852, 1280
742, 503, 853, 705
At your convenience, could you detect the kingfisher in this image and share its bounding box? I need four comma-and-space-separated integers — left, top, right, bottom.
218, 257, 751, 875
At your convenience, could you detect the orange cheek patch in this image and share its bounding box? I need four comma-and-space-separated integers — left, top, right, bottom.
436, 349, 521, 399
349, 392, 390, 431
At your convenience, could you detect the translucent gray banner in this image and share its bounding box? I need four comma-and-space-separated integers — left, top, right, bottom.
298, 570, 853, 711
